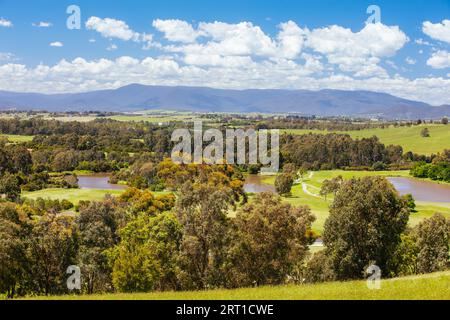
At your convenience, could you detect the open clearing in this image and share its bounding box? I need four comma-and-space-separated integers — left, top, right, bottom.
282, 124, 450, 155
262, 170, 450, 234
25, 271, 450, 300
0, 134, 34, 143
22, 188, 124, 204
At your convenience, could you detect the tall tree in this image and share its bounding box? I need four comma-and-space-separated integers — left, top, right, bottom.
323, 177, 410, 280
229, 193, 315, 287
27, 214, 78, 295
175, 182, 233, 290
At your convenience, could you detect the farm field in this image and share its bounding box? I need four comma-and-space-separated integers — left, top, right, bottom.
24, 271, 450, 300
282, 124, 450, 155
260, 170, 450, 234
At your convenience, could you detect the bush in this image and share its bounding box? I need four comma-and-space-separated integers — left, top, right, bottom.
275, 173, 294, 196
413, 213, 450, 274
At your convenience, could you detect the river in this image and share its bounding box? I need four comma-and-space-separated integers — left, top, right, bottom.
387, 177, 450, 203
244, 175, 276, 193
243, 174, 450, 203
77, 175, 127, 190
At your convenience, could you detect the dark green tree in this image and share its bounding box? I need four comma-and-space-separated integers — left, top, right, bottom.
323, 177, 410, 280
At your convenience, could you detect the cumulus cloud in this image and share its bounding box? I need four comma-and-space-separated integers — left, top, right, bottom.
50, 42, 64, 47
86, 17, 141, 41
153, 19, 200, 43
427, 50, 450, 69
1, 56, 450, 105
0, 18, 12, 27
423, 20, 450, 44
306, 23, 408, 77
153, 20, 407, 78
32, 21, 52, 28
2, 18, 450, 105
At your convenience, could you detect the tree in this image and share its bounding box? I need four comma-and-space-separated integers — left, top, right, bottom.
389, 233, 418, 277
110, 212, 182, 292
319, 176, 343, 200
403, 194, 416, 212
229, 193, 315, 287
77, 199, 126, 294
303, 251, 335, 283
372, 161, 387, 171
0, 203, 30, 298
323, 177, 410, 280
8, 146, 33, 174
420, 128, 430, 138
275, 173, 294, 196
0, 173, 21, 201
175, 182, 233, 290
27, 214, 78, 295
412, 213, 449, 274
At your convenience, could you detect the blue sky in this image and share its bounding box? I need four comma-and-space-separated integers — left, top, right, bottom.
0, 0, 449, 104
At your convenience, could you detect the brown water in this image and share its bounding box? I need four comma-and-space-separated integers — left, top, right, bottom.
244, 175, 450, 203
244, 175, 276, 193
77, 175, 127, 190
387, 177, 450, 203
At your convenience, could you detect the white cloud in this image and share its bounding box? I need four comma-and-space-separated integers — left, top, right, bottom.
86, 17, 140, 41
306, 23, 408, 77
155, 20, 407, 78
153, 19, 200, 43
1, 56, 450, 106
0, 18, 12, 27
423, 20, 450, 44
50, 42, 64, 47
427, 50, 450, 69
107, 44, 118, 51
89, 39, 96, 43
276, 21, 307, 59
32, 21, 52, 28
1, 18, 449, 106
415, 38, 433, 46
406, 57, 417, 65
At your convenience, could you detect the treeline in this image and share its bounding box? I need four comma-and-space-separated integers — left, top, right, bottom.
410, 150, 450, 182
1, 173, 448, 298
280, 133, 413, 170
257, 117, 448, 130
0, 118, 174, 154
256, 118, 385, 131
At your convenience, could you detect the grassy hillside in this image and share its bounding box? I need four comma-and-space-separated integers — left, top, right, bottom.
26, 271, 450, 300
282, 124, 450, 155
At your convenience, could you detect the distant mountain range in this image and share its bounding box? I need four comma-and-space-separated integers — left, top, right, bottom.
0, 84, 449, 120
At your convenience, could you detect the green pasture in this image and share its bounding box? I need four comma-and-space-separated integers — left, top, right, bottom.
282, 124, 450, 155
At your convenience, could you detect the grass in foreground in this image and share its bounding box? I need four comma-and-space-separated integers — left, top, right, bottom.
282, 124, 450, 155
26, 271, 450, 300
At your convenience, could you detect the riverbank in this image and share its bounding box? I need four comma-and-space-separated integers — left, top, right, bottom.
244, 170, 450, 234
